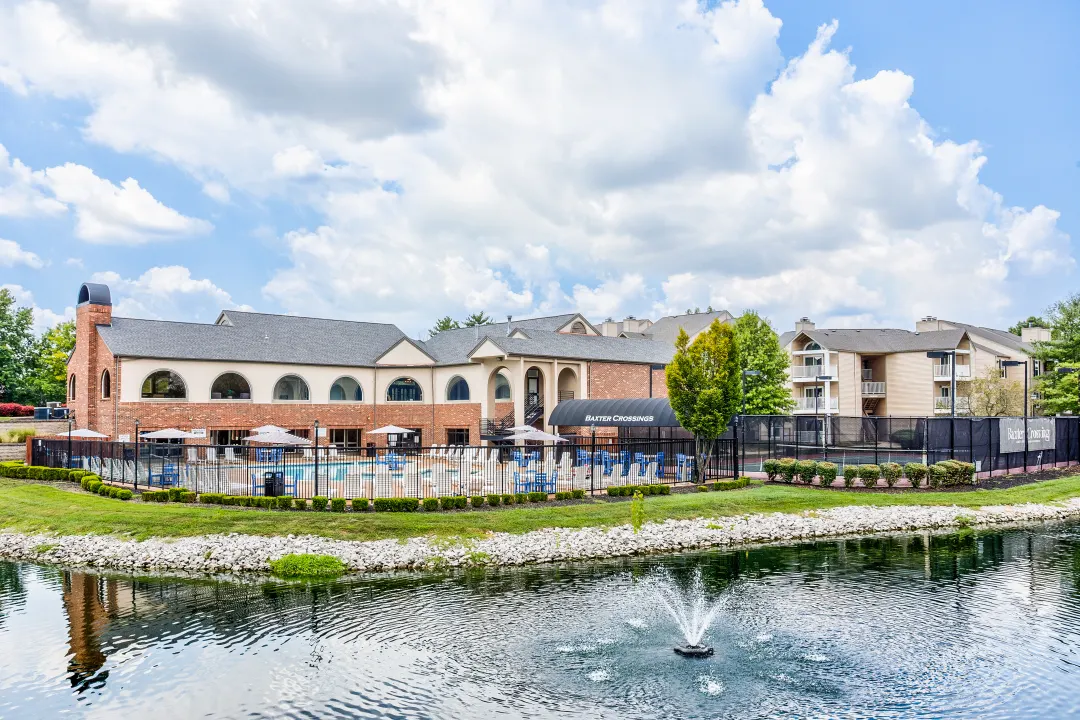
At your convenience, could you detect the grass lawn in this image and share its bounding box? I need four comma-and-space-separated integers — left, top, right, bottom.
2, 476, 1080, 543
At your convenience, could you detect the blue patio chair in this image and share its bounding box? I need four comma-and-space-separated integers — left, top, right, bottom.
655, 452, 666, 478
250, 472, 263, 495
530, 450, 541, 462
149, 464, 178, 488
534, 470, 555, 494
513, 471, 532, 494
600, 450, 614, 476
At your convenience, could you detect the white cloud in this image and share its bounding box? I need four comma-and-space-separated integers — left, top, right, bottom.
1, 283, 75, 332
0, 237, 43, 268
0, 1, 1070, 332
90, 266, 244, 320
0, 143, 66, 217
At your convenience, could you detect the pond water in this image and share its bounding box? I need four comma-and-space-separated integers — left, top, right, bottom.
2, 523, 1080, 719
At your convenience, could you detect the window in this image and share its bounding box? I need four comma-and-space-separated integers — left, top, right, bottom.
446, 376, 470, 401
100, 370, 110, 399
386, 377, 422, 402
211, 372, 251, 400
68, 374, 76, 400
446, 428, 470, 446
213, 429, 247, 446
141, 370, 187, 399
940, 386, 950, 398
1033, 360, 1042, 377
329, 428, 362, 448
494, 373, 511, 400
569, 321, 587, 334
273, 375, 309, 401
330, 376, 363, 402
804, 341, 822, 351
388, 428, 422, 448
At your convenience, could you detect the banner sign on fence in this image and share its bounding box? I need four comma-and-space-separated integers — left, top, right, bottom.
999, 417, 1055, 453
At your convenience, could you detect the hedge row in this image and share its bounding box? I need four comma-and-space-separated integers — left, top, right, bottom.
1, 463, 86, 482
75, 474, 132, 500
606, 484, 672, 497
765, 457, 975, 489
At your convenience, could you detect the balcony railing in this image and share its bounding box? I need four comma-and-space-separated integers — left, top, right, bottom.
790, 365, 837, 380
861, 381, 886, 396
934, 397, 971, 413
933, 364, 971, 381
793, 397, 839, 412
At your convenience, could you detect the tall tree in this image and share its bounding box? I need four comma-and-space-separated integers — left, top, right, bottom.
961, 367, 1025, 416
0, 288, 36, 404
665, 320, 741, 483
462, 311, 493, 327
1033, 293, 1080, 413
429, 316, 460, 338
1009, 315, 1047, 336
24, 320, 76, 404
733, 311, 795, 414
1035, 362, 1079, 416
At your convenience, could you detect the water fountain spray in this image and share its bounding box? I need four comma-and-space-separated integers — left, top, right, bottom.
646, 571, 722, 658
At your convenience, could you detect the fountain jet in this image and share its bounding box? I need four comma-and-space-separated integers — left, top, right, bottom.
646, 570, 722, 658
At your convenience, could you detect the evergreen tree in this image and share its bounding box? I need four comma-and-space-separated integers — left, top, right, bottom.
429, 316, 460, 338
665, 320, 740, 483
1033, 293, 1080, 414
1008, 315, 1047, 336
462, 311, 493, 327
733, 311, 795, 414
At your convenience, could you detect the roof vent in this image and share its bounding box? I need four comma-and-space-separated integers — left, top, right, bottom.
506, 315, 512, 336
77, 282, 111, 307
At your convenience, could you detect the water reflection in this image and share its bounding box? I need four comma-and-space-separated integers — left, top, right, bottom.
0, 522, 1078, 719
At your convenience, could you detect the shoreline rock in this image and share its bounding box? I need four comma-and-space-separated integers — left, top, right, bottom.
3, 499, 1080, 577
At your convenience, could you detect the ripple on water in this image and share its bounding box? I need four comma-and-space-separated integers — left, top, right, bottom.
697, 676, 725, 696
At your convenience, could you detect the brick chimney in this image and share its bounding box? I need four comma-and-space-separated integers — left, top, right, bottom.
70, 283, 113, 433
795, 317, 815, 334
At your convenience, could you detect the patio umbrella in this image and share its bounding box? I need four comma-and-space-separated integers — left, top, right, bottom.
503, 430, 569, 443
243, 430, 311, 446
368, 425, 416, 435
53, 428, 108, 438
140, 428, 200, 440
250, 424, 288, 434
506, 425, 542, 433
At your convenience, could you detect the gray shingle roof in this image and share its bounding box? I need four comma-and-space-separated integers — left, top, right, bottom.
936, 320, 1032, 354
643, 310, 733, 344
794, 328, 966, 353
472, 330, 675, 364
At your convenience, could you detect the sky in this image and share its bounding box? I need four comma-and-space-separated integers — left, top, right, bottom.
0, 0, 1076, 338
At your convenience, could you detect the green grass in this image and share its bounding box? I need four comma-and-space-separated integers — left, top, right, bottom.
2, 476, 1080, 543
268, 553, 346, 579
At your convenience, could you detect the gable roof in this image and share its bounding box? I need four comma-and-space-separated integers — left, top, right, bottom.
935, 319, 1032, 354
465, 329, 675, 364
643, 310, 734, 345
789, 328, 967, 354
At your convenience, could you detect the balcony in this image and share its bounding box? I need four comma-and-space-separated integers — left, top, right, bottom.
934, 397, 971, 414
933, 364, 971, 381
861, 381, 886, 397
790, 365, 837, 381
793, 397, 839, 413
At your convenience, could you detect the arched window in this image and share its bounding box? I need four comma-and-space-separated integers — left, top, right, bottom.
446, 376, 470, 401
804, 341, 822, 351
69, 374, 76, 401
100, 370, 111, 399
387, 377, 422, 402
570, 321, 587, 334
273, 375, 309, 401
494, 373, 511, 400
211, 372, 251, 400
141, 370, 186, 399
330, 376, 363, 402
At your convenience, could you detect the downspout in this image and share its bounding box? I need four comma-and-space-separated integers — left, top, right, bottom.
648, 364, 653, 398
431, 365, 436, 446
373, 365, 378, 431
113, 354, 120, 437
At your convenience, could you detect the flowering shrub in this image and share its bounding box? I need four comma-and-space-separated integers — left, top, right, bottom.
0, 403, 34, 417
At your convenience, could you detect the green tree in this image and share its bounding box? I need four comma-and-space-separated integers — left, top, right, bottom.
1035, 363, 1079, 416
961, 367, 1024, 416
1008, 315, 1047, 336
665, 320, 741, 483
24, 320, 75, 404
0, 288, 36, 404
1033, 293, 1080, 414
462, 311, 493, 327
429, 316, 460, 338
733, 311, 795, 414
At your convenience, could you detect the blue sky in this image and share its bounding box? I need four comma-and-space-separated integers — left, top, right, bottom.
0, 0, 1076, 336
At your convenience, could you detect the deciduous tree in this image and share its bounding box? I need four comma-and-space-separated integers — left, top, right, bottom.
733, 311, 795, 414
961, 367, 1024, 416
0, 288, 35, 404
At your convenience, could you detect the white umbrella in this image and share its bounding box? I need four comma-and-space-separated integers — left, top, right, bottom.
368, 425, 415, 435
504, 430, 569, 443
140, 428, 200, 440
243, 430, 311, 446
54, 428, 108, 438
251, 424, 288, 434
506, 425, 541, 432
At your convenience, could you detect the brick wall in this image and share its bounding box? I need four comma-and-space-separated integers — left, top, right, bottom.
70, 301, 115, 432
589, 362, 659, 399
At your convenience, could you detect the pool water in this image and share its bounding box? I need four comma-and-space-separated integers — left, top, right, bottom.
2, 522, 1079, 718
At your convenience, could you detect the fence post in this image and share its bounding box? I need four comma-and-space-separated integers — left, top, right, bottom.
134, 434, 139, 492
874, 418, 879, 466
1023, 414, 1028, 474
794, 419, 799, 461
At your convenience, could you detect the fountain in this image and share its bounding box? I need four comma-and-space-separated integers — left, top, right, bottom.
645, 570, 723, 658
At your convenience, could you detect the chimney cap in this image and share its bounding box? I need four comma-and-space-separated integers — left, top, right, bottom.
920, 315, 937, 322
77, 283, 111, 307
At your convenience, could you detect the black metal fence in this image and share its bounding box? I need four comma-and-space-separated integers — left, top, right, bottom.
30, 436, 736, 500
739, 415, 1080, 477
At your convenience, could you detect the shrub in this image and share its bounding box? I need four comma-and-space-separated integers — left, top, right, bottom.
858, 464, 881, 488
351, 499, 369, 512
293, 498, 307, 510
439, 496, 467, 510
514, 493, 528, 504
330, 497, 347, 512
269, 554, 346, 579
470, 495, 486, 508
502, 494, 515, 505
554, 491, 572, 500
817, 462, 838, 487
180, 491, 196, 503
117, 489, 133, 500
650, 484, 670, 496
486, 494, 501, 506
881, 462, 903, 488
26, 466, 45, 480
200, 493, 224, 504
527, 491, 547, 503
42, 467, 68, 482
778, 458, 798, 483
607, 486, 620, 497
711, 478, 749, 491
571, 489, 586, 499
697, 484, 709, 492
140, 490, 168, 502
372, 497, 420, 512
928, 464, 946, 489
762, 458, 780, 481
276, 496, 293, 510
422, 497, 439, 511
0, 402, 34, 417
69, 470, 89, 483
795, 460, 818, 484
904, 462, 928, 489
167, 487, 183, 502
936, 460, 965, 486
108, 486, 120, 498
311, 495, 329, 511
957, 461, 976, 485
87, 480, 103, 494
630, 490, 645, 533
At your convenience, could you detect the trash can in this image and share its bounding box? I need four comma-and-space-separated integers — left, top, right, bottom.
264, 471, 284, 497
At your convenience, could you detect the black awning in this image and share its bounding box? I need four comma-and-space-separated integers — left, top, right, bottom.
548, 398, 681, 428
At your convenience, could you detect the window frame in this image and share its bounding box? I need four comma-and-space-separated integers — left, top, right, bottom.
272, 374, 311, 403
210, 372, 252, 401
329, 376, 364, 403
100, 369, 110, 399
445, 375, 471, 402
494, 372, 512, 401
386, 376, 423, 402
140, 369, 188, 401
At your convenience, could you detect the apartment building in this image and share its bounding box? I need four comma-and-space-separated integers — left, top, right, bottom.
779, 317, 1043, 416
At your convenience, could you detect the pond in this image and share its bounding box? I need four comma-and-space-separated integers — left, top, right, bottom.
2, 522, 1080, 719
